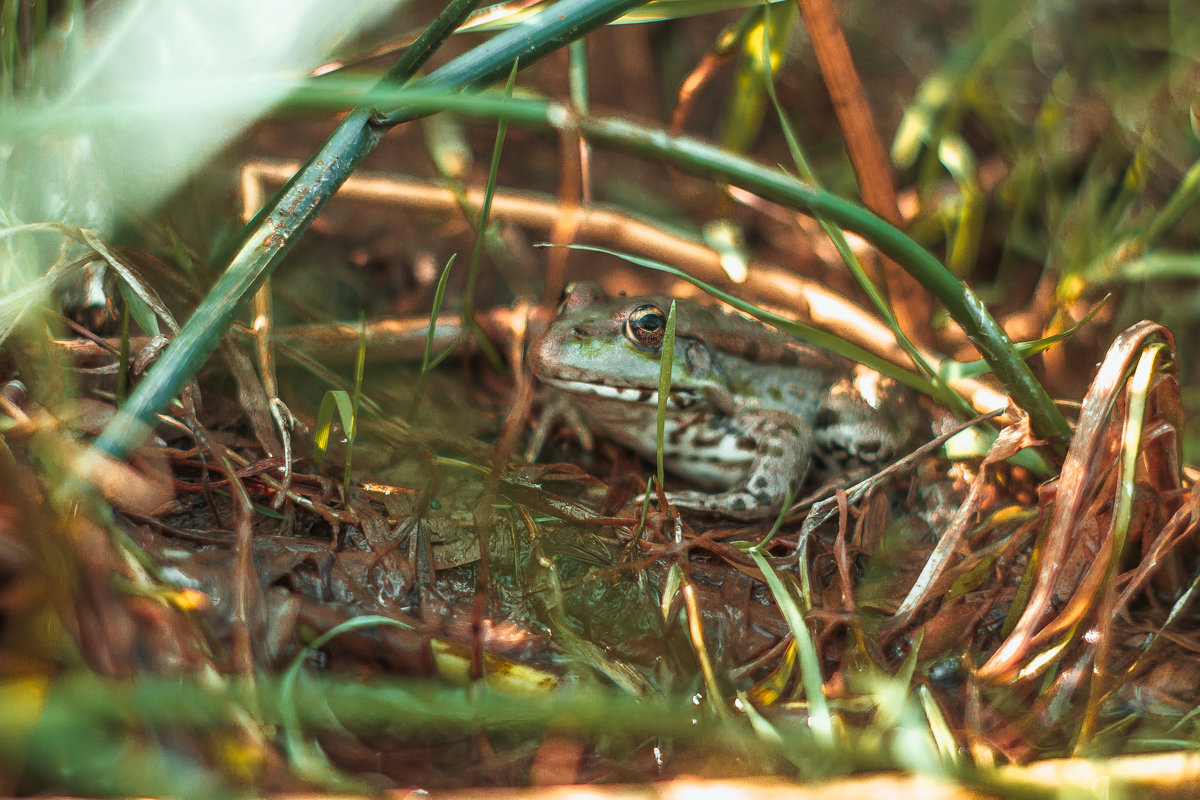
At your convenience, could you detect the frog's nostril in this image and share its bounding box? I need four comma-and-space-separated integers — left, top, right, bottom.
571, 327, 587, 338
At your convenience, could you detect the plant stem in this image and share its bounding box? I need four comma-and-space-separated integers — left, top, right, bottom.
94, 0, 650, 460
576, 113, 1073, 444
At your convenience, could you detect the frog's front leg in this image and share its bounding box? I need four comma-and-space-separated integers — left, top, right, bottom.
659, 411, 814, 520
526, 392, 593, 462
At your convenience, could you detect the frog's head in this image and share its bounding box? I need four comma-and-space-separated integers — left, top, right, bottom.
530, 281, 725, 405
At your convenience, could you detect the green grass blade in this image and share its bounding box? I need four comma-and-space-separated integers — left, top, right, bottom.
722, 4, 795, 153
461, 60, 519, 373
113, 278, 161, 339
937, 134, 984, 277
280, 615, 414, 790
655, 300, 677, 489
939, 297, 1107, 380
345, 314, 367, 498
409, 254, 458, 417
1142, 153, 1200, 245
745, 547, 833, 748
312, 390, 354, 469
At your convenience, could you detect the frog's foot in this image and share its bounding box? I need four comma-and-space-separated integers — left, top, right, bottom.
812, 373, 913, 474
655, 414, 814, 521
526, 392, 593, 461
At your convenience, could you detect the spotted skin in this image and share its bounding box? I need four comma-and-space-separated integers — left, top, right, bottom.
662, 413, 814, 517
530, 282, 913, 520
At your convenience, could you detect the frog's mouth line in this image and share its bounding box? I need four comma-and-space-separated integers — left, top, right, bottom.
541, 378, 700, 409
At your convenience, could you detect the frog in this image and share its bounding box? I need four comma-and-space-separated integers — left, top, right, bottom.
528, 281, 913, 520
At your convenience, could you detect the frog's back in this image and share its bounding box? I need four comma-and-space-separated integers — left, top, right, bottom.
710, 347, 834, 422
674, 301, 841, 372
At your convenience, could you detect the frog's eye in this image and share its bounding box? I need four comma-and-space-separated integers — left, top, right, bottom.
624, 304, 666, 350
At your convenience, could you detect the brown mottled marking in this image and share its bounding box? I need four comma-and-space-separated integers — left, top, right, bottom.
668, 412, 708, 445
691, 432, 724, 448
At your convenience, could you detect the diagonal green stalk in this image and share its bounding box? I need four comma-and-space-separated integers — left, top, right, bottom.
381, 0, 486, 85
325, 87, 1071, 443
98, 25, 1069, 460
93, 0, 650, 460
753, 4, 945, 393
93, 104, 384, 459
373, 0, 651, 124
572, 114, 1071, 443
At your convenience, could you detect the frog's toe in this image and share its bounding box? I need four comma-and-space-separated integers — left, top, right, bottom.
661, 488, 782, 521
527, 392, 594, 461
817, 437, 890, 471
